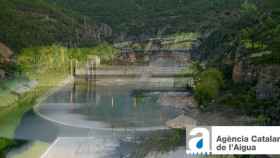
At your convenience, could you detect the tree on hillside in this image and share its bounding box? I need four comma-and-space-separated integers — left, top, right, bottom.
194, 68, 224, 108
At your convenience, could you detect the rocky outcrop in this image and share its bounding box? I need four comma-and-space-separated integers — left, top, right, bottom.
0, 42, 13, 64
0, 69, 5, 79
166, 115, 197, 129
232, 61, 243, 82
159, 92, 197, 109
232, 60, 280, 100
0, 42, 14, 79
256, 65, 280, 100
97, 23, 113, 39
11, 80, 38, 96
232, 60, 258, 83
78, 23, 113, 42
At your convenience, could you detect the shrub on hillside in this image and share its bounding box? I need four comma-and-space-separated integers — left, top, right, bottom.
194, 68, 224, 108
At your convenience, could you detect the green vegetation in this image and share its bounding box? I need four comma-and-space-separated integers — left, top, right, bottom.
132, 129, 185, 158
85, 43, 120, 63
162, 32, 199, 49
194, 68, 224, 109
0, 0, 248, 51
0, 43, 119, 107
0, 138, 26, 158
0, 0, 103, 51
217, 81, 280, 125
0, 84, 49, 157
196, 1, 280, 125
0, 138, 14, 154
0, 0, 280, 156
17, 43, 119, 80
199, 1, 280, 64
47, 0, 246, 37
0, 42, 119, 112
0, 43, 119, 155
0, 65, 73, 139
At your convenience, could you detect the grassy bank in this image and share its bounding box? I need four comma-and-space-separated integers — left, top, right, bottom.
0, 71, 69, 157
0, 79, 23, 108
0, 43, 119, 156
0, 43, 119, 119
0, 71, 69, 137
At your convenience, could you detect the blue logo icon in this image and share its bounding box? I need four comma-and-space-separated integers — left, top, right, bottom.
186, 127, 211, 155
196, 138, 203, 149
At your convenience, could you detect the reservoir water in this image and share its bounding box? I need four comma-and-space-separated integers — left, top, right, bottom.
1, 78, 192, 158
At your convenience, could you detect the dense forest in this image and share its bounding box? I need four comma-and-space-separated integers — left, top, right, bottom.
47, 0, 245, 36
1, 0, 259, 51
0, 0, 113, 51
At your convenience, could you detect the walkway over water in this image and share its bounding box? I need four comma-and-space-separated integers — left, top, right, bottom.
75, 66, 190, 78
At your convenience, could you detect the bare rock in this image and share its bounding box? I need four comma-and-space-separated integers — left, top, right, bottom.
0, 42, 13, 63
77, 23, 112, 43
166, 115, 197, 129
12, 80, 38, 96
256, 65, 280, 100
232, 61, 242, 82
0, 69, 5, 79
195, 111, 256, 126
159, 92, 198, 109
232, 60, 259, 83
97, 23, 113, 38
232, 61, 280, 100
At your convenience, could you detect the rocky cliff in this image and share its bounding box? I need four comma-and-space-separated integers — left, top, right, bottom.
232, 61, 280, 100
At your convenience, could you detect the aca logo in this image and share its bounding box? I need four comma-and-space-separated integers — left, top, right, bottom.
186, 127, 211, 155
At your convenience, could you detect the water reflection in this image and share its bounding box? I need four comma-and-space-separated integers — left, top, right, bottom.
36, 80, 180, 130
1, 79, 188, 158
